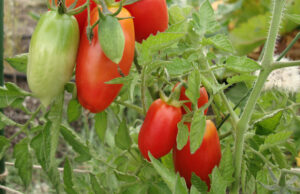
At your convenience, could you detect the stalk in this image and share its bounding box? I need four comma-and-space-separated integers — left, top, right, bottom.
231, 0, 286, 193
0, 0, 5, 192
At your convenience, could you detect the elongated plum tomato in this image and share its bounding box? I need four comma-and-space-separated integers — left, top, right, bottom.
174, 83, 209, 115
117, 0, 168, 43
50, 0, 96, 33
27, 11, 79, 106
138, 99, 182, 161
173, 121, 221, 190
76, 7, 135, 113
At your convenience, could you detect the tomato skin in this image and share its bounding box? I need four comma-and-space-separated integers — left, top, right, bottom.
123, 0, 169, 42
138, 99, 182, 161
50, 0, 96, 33
76, 7, 135, 113
173, 121, 221, 189
27, 11, 79, 106
174, 83, 209, 115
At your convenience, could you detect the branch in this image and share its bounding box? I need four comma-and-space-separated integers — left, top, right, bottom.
271, 60, 300, 70
0, 185, 22, 194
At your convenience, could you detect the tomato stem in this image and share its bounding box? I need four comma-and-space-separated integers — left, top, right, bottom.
276, 32, 300, 61
57, 0, 67, 14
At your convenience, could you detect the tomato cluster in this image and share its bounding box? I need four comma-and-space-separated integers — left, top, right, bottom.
27, 0, 220, 190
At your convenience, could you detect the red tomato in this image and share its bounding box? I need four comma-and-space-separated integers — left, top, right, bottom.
76, 7, 135, 113
121, 0, 169, 42
173, 121, 221, 190
174, 83, 209, 115
138, 99, 182, 161
50, 0, 96, 33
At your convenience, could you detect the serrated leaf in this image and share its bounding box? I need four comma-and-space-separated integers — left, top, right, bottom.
209, 167, 227, 194
260, 131, 293, 151
13, 138, 32, 187
245, 175, 255, 194
206, 34, 234, 52
190, 110, 206, 154
161, 153, 175, 172
105, 75, 134, 84
286, 14, 300, 24
30, 122, 60, 189
226, 56, 261, 73
256, 169, 269, 194
174, 174, 189, 194
149, 153, 188, 194
185, 70, 201, 107
192, 0, 220, 36
99, 15, 125, 64
94, 112, 107, 142
169, 5, 192, 24
165, 58, 193, 76
227, 74, 257, 85
190, 185, 201, 194
5, 53, 28, 73
90, 173, 105, 194
0, 112, 18, 128
254, 110, 283, 135
64, 158, 77, 194
219, 145, 234, 184
0, 82, 31, 108
115, 119, 132, 150
270, 146, 287, 169
60, 125, 92, 162
176, 121, 189, 150
191, 173, 208, 192
0, 136, 10, 160
67, 99, 82, 123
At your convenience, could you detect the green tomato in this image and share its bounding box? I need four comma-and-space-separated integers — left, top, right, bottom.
27, 11, 79, 106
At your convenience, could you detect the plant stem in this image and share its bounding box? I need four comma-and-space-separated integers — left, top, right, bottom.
114, 100, 145, 116
141, 65, 147, 115
231, 1, 286, 193
271, 60, 300, 70
0, 0, 5, 192
246, 144, 276, 168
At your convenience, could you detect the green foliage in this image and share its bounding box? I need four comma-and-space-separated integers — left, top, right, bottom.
190, 109, 206, 154
63, 158, 77, 194
5, 53, 28, 73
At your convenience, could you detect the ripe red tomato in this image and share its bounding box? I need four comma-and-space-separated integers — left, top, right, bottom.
174, 83, 209, 115
50, 0, 96, 33
173, 121, 221, 190
76, 7, 135, 113
138, 99, 182, 161
122, 0, 169, 42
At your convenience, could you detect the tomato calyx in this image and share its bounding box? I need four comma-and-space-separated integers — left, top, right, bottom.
160, 91, 182, 108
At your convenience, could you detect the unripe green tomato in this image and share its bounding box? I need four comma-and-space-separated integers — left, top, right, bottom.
27, 11, 79, 106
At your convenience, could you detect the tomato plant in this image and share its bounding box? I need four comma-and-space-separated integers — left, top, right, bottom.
138, 99, 182, 160
76, 6, 135, 113
173, 121, 221, 189
50, 0, 96, 33
27, 10, 79, 106
121, 0, 169, 42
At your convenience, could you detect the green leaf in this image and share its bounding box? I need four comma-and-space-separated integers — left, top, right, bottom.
254, 110, 283, 135
193, 0, 220, 36
190, 110, 206, 154
63, 158, 77, 194
256, 169, 269, 194
30, 122, 60, 189
161, 153, 175, 172
286, 14, 300, 24
105, 75, 134, 84
219, 145, 234, 185
94, 112, 107, 142
168, 5, 192, 24
209, 167, 227, 194
98, 15, 125, 64
115, 119, 132, 150
0, 112, 18, 129
270, 146, 287, 169
245, 175, 255, 194
206, 34, 234, 52
174, 174, 189, 194
226, 56, 261, 73
185, 70, 201, 107
0, 136, 10, 160
227, 74, 257, 85
260, 131, 293, 151
67, 99, 82, 123
90, 173, 105, 194
60, 125, 92, 162
191, 173, 208, 192
149, 153, 187, 194
0, 82, 31, 108
190, 186, 201, 194
165, 58, 193, 76
13, 138, 32, 187
176, 121, 189, 150
5, 53, 28, 73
